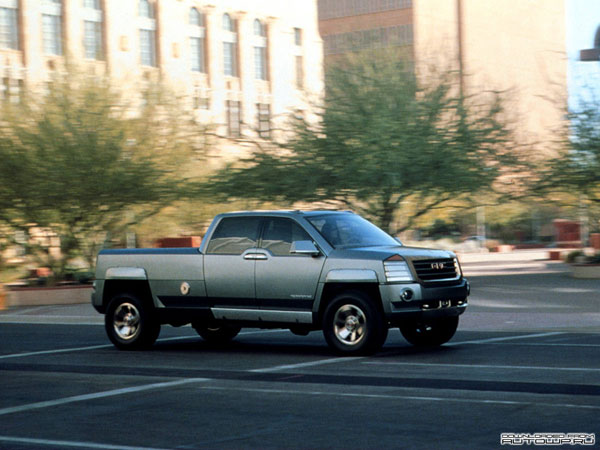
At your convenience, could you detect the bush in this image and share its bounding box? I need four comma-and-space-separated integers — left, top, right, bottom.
565, 250, 584, 264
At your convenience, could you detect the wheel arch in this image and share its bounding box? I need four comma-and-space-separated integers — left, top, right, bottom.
317, 282, 383, 327
102, 279, 154, 312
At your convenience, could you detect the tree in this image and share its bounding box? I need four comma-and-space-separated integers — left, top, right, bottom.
208, 52, 520, 233
547, 102, 600, 204
0, 69, 206, 278
531, 98, 600, 236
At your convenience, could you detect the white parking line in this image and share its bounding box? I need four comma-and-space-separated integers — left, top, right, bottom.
0, 344, 113, 360
0, 336, 197, 360
0, 435, 169, 450
447, 331, 564, 346
488, 342, 600, 348
200, 386, 600, 410
251, 357, 363, 373
0, 378, 208, 417
0, 329, 289, 360
362, 361, 600, 372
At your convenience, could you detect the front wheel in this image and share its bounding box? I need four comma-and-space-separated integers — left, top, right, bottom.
322, 291, 388, 356
400, 316, 459, 347
105, 293, 160, 350
193, 323, 241, 343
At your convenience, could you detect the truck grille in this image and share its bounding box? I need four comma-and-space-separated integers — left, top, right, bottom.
412, 258, 460, 282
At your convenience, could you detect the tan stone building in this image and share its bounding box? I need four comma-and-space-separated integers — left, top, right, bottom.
0, 0, 324, 140
318, 0, 568, 150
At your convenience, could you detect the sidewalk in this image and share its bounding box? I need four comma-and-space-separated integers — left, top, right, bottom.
0, 303, 103, 325
458, 249, 569, 276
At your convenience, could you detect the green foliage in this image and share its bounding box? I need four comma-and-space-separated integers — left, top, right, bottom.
537, 99, 600, 204
551, 101, 600, 203
562, 103, 600, 204
533, 99, 600, 234
421, 219, 461, 240
0, 68, 206, 277
209, 52, 520, 233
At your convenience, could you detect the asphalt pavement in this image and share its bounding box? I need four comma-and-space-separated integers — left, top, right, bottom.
0, 250, 598, 449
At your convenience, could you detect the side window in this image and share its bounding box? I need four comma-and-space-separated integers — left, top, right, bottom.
206, 217, 261, 255
261, 218, 312, 256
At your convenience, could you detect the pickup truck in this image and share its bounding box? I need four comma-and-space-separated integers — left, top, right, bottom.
92, 210, 469, 355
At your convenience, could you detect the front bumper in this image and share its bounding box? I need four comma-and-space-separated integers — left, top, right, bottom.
380, 278, 470, 324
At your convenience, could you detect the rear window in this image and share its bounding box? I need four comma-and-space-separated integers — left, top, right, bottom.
206, 217, 261, 255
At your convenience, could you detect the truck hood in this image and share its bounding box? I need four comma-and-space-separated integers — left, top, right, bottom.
329, 245, 456, 261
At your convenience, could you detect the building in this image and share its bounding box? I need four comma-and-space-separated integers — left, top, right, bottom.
318, 0, 414, 62
567, 0, 600, 112
318, 0, 567, 152
0, 0, 324, 142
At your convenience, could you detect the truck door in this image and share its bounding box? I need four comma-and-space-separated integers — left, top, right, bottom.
255, 217, 325, 310
203, 216, 261, 307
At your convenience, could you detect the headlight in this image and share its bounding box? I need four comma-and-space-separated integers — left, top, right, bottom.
453, 257, 462, 277
384, 255, 414, 283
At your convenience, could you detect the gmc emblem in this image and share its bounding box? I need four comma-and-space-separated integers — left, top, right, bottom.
431, 262, 445, 270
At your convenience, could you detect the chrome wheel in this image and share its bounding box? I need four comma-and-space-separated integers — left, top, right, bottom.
113, 302, 141, 341
332, 304, 366, 346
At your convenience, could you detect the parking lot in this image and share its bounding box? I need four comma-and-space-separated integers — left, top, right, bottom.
0, 253, 598, 449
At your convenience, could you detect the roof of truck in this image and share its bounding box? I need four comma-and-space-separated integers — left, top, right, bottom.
217, 210, 354, 218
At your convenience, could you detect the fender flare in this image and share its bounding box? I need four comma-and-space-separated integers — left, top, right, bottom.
105, 267, 148, 280
324, 269, 378, 283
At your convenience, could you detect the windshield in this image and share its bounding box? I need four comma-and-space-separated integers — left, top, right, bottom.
307, 214, 400, 248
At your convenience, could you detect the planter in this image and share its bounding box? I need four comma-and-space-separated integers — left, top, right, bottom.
571, 264, 600, 279
5, 285, 93, 308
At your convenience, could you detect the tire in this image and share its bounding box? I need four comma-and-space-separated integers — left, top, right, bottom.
400, 316, 459, 347
322, 291, 388, 356
105, 293, 160, 350
193, 323, 241, 343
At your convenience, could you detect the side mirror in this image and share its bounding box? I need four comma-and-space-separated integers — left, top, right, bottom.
290, 240, 320, 256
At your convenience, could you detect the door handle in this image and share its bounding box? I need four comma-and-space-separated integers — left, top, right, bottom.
243, 253, 268, 260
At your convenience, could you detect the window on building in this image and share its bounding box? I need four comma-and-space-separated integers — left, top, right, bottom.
295, 55, 303, 89
42, 0, 63, 55
83, 0, 103, 59
257, 103, 270, 138
294, 27, 302, 46
223, 13, 237, 76
193, 86, 210, 110
139, 0, 157, 67
1, 76, 23, 103
0, 0, 18, 50
253, 19, 267, 80
189, 8, 206, 73
293, 28, 303, 89
227, 100, 242, 138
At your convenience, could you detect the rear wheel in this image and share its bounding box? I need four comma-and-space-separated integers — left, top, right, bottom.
400, 316, 459, 347
322, 291, 388, 355
193, 323, 241, 343
105, 293, 160, 350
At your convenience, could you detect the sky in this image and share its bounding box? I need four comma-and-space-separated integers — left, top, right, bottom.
565, 0, 600, 111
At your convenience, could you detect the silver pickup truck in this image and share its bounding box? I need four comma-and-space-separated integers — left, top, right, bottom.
92, 210, 469, 355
